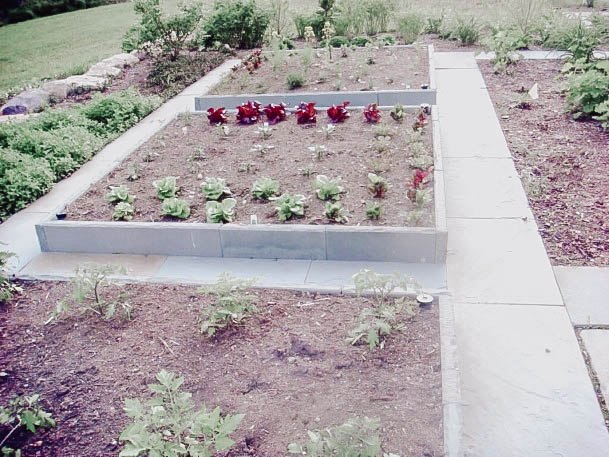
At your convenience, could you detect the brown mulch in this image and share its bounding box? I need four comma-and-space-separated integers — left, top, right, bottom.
0, 281, 443, 457
67, 111, 435, 227
211, 46, 430, 95
480, 59, 609, 266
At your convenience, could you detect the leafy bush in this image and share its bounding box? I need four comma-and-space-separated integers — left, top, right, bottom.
566, 61, 609, 128
251, 177, 280, 200
328, 35, 350, 47
201, 177, 232, 201
81, 89, 159, 136
112, 202, 135, 221
119, 370, 244, 457
0, 149, 54, 219
274, 193, 306, 221
314, 175, 344, 201
324, 201, 348, 223
350, 36, 370, 47
198, 274, 257, 336
153, 176, 179, 200
105, 185, 134, 204
162, 198, 191, 219
122, 0, 204, 59
288, 417, 392, 457
0, 394, 55, 456
397, 13, 424, 45
487, 29, 523, 74
204, 0, 270, 49
46, 264, 131, 322
206, 198, 236, 223
361, 0, 393, 35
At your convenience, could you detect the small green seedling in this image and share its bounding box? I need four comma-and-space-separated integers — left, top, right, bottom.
1, 394, 55, 456
365, 202, 382, 220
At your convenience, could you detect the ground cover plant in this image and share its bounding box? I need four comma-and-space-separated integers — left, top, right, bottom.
0, 279, 442, 456
0, 89, 159, 220
481, 59, 609, 266
67, 105, 435, 227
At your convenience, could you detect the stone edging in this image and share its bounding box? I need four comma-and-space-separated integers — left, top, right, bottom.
1, 51, 140, 116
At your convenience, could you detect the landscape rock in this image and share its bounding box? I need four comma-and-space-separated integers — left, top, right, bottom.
41, 80, 70, 100
1, 88, 50, 114
86, 62, 123, 78
101, 52, 139, 68
64, 75, 107, 95
1, 105, 27, 115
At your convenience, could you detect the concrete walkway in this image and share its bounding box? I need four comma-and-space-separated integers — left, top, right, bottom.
435, 52, 609, 456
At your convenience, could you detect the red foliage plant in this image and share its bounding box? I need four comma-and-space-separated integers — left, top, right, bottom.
295, 102, 317, 124
363, 103, 381, 123
206, 107, 229, 125
263, 103, 288, 124
244, 49, 263, 74
413, 108, 429, 131
236, 100, 262, 124
412, 169, 429, 189
327, 101, 350, 123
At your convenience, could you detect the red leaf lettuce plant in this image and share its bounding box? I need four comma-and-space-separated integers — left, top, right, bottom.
207, 107, 228, 125
363, 103, 381, 123
295, 102, 317, 124
236, 100, 262, 124
327, 101, 350, 123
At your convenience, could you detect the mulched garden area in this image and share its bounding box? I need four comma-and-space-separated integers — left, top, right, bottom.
67, 110, 435, 226
211, 46, 429, 95
480, 59, 609, 266
0, 281, 443, 457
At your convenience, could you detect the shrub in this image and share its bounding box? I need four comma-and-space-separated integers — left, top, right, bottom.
0, 0, 118, 25
119, 370, 244, 456
328, 35, 350, 47
198, 274, 257, 336
162, 198, 191, 219
0, 394, 55, 456
454, 17, 480, 45
0, 149, 54, 219
204, 0, 270, 49
206, 198, 236, 223
566, 61, 609, 128
81, 89, 159, 136
397, 13, 424, 45
425, 14, 444, 34
363, 0, 393, 35
122, 0, 204, 59
350, 35, 370, 47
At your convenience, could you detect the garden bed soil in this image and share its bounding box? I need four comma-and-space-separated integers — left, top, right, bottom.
211, 46, 429, 95
0, 280, 443, 457
67, 111, 435, 227
480, 60, 609, 266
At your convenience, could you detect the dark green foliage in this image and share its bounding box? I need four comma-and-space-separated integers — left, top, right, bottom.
328, 35, 350, 48
204, 0, 270, 49
351, 35, 370, 47
286, 73, 304, 90
0, 0, 122, 25
0, 149, 54, 218
567, 60, 609, 128
454, 16, 480, 45
147, 52, 228, 97
81, 88, 158, 135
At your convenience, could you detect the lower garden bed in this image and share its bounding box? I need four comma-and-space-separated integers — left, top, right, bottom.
480, 60, 609, 266
0, 279, 443, 457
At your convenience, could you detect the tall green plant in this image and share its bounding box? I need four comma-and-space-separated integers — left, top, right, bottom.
204, 0, 270, 49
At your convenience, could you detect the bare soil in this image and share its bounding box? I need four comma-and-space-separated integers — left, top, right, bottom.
0, 280, 443, 457
480, 59, 609, 266
211, 46, 429, 95
67, 111, 435, 227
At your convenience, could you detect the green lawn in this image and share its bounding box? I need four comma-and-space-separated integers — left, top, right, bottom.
0, 0, 604, 97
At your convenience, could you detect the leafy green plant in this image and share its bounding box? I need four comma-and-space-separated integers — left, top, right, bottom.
153, 176, 179, 200
162, 198, 191, 219
324, 201, 348, 224
204, 0, 270, 49
363, 0, 393, 35
365, 202, 382, 220
1, 394, 55, 457
412, 188, 432, 209
105, 185, 134, 204
288, 416, 397, 457
425, 14, 444, 34
367, 173, 389, 198
318, 124, 336, 140
566, 61, 609, 127
347, 269, 420, 350
251, 177, 280, 200
119, 369, 244, 457
197, 274, 257, 337
287, 73, 305, 90
274, 193, 306, 222
308, 145, 329, 160
0, 249, 21, 305
46, 264, 131, 323
487, 29, 523, 74
201, 177, 232, 201
314, 175, 344, 201
454, 16, 479, 45
389, 104, 405, 123
206, 198, 236, 223
113, 202, 135, 221
257, 122, 273, 139
397, 13, 424, 45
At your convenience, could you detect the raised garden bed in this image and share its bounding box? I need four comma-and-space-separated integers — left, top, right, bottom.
211, 46, 430, 95
0, 280, 443, 456
480, 60, 609, 266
